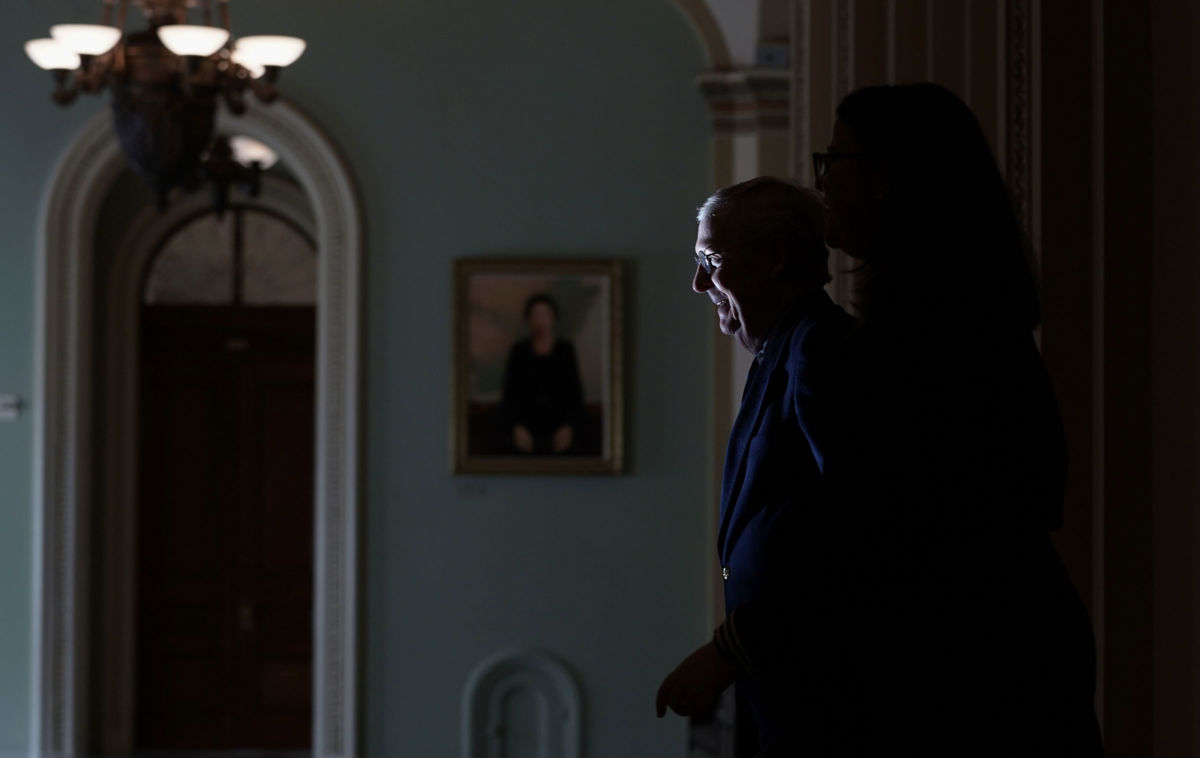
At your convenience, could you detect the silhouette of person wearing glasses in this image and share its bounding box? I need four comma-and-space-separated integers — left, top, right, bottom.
815, 82, 1103, 756
656, 178, 854, 755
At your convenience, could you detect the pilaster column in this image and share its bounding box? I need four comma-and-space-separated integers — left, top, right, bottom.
696, 68, 792, 188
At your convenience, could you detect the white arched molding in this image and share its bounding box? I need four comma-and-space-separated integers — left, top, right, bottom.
32, 107, 120, 758
671, 0, 733, 69
32, 101, 363, 758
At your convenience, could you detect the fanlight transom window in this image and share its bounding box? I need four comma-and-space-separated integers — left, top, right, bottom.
143, 207, 316, 305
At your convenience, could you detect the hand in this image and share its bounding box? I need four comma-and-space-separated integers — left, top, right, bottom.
513, 424, 534, 452
655, 641, 737, 718
551, 424, 574, 452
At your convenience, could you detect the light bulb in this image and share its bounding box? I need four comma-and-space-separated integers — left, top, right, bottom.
25, 38, 81, 70
50, 24, 121, 56
156, 25, 230, 57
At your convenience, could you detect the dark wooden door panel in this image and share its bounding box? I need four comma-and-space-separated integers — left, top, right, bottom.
137, 306, 314, 751
235, 357, 314, 746
137, 353, 237, 748
139, 363, 233, 578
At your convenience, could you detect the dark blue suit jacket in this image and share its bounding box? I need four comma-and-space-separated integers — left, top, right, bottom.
717, 289, 854, 750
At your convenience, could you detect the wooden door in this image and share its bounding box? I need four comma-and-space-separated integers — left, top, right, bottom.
136, 306, 315, 751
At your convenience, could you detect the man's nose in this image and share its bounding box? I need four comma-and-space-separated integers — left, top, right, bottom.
692, 264, 711, 293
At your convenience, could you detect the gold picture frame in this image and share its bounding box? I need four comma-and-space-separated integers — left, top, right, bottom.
452, 258, 624, 474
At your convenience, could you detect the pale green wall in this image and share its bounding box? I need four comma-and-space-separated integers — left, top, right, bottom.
1, 2, 100, 752
0, 0, 716, 755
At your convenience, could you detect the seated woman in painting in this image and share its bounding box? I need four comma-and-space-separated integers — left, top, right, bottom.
500, 293, 585, 454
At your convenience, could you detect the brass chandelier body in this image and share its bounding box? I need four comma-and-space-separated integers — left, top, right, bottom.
31, 0, 302, 209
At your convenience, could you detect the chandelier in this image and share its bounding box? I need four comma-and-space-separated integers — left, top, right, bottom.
25, 0, 306, 210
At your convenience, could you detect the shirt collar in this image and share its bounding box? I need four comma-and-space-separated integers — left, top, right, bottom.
754, 288, 825, 366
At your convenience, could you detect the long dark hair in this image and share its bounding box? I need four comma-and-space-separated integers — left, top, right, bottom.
836, 82, 1040, 330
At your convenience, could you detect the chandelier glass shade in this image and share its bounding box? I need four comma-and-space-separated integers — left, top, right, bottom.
156, 25, 231, 57
50, 24, 123, 56
232, 36, 307, 68
229, 135, 279, 170
24, 39, 81, 71
26, 0, 306, 210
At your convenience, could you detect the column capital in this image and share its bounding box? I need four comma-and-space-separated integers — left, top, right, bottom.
695, 68, 790, 134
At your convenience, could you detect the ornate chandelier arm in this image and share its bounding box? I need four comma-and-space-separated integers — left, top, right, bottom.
44, 49, 114, 104
247, 75, 279, 104
220, 68, 249, 114
75, 53, 112, 94
51, 70, 79, 106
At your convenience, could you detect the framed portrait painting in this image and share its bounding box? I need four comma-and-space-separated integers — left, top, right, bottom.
452, 258, 624, 474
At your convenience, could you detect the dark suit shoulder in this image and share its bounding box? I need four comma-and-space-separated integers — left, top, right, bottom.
780, 291, 855, 366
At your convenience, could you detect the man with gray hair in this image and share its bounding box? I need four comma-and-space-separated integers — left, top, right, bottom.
656, 177, 855, 756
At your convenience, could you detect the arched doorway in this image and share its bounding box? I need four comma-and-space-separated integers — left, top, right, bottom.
33, 103, 362, 758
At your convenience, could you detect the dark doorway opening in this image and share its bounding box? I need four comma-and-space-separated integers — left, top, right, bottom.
132, 203, 318, 754
136, 306, 315, 752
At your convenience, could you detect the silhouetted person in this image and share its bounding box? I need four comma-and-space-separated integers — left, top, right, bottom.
816, 82, 1104, 755
500, 293, 585, 454
656, 178, 855, 755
